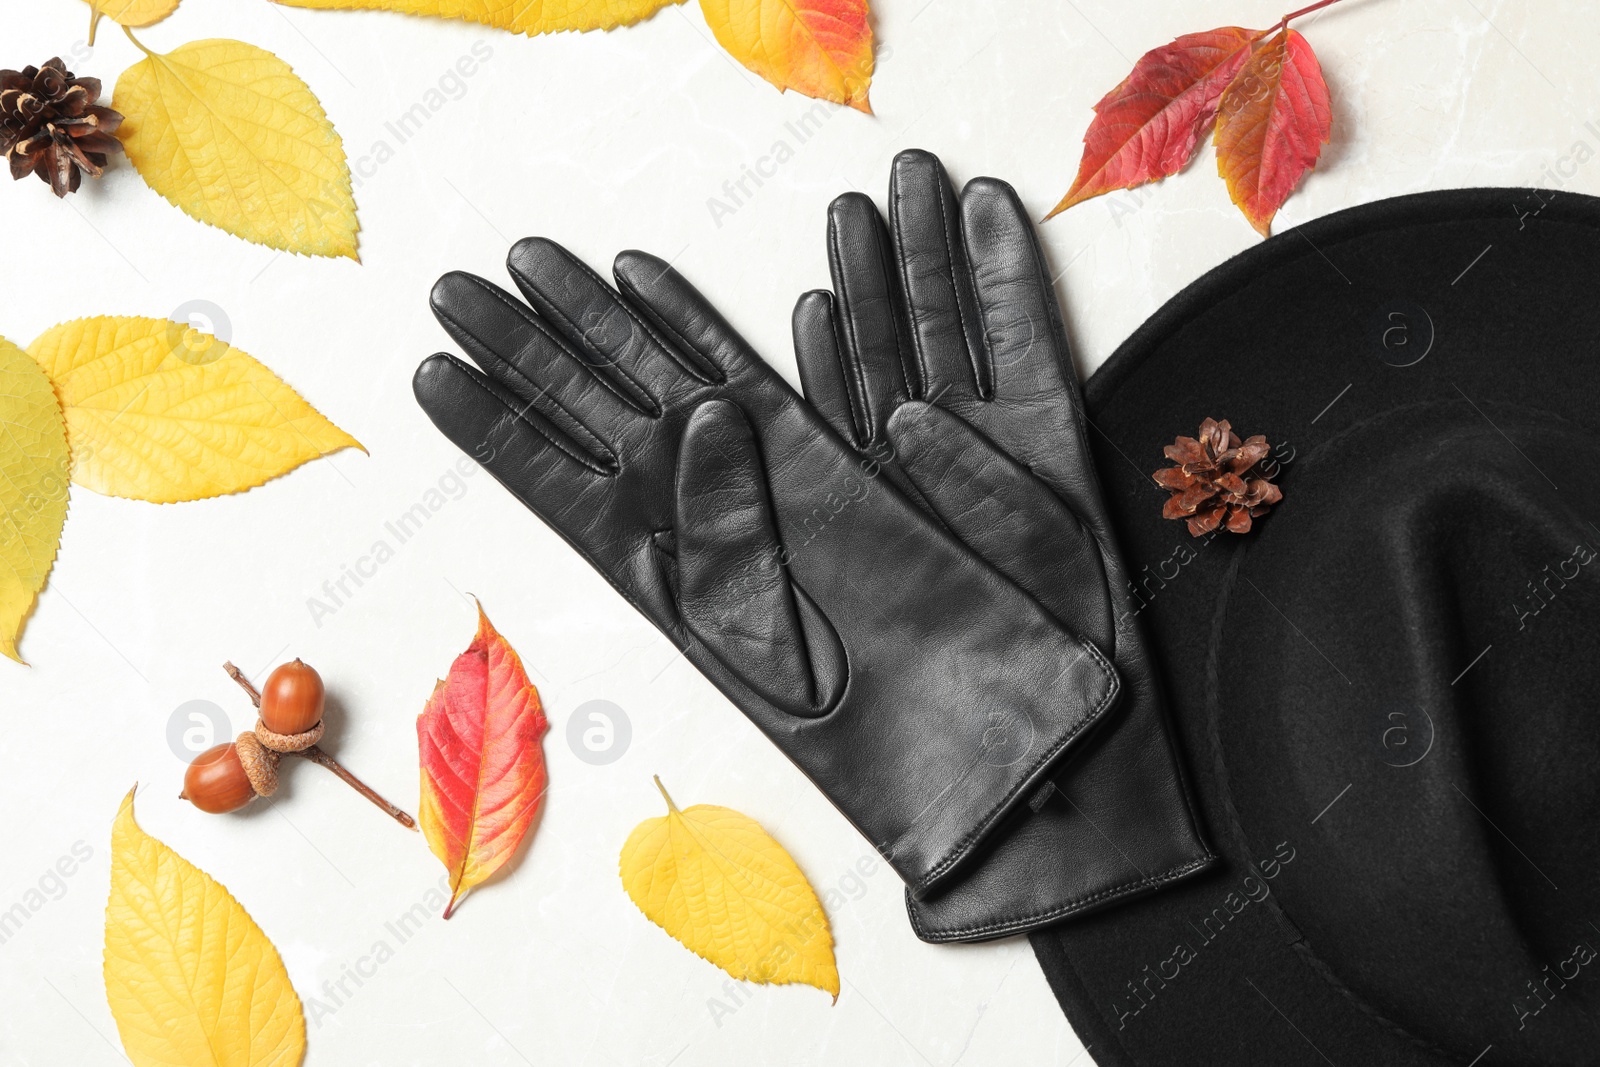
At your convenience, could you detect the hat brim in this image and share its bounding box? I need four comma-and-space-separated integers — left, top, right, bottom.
1033, 186, 1600, 1067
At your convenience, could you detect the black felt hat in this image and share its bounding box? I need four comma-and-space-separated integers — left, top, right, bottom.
1031, 188, 1600, 1066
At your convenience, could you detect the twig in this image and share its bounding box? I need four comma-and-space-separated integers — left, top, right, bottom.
222, 661, 417, 830
295, 746, 417, 830
224, 660, 263, 706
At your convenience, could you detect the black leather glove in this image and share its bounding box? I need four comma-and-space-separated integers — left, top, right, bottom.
790, 149, 1214, 941
412, 237, 1122, 898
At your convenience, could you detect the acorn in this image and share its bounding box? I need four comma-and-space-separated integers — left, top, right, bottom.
179, 659, 416, 829
180, 735, 277, 813
260, 658, 325, 735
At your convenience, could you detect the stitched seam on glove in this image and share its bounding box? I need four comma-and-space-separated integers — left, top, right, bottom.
432, 305, 619, 467
506, 259, 676, 414
834, 211, 915, 442
551, 251, 722, 387
908, 853, 1217, 942
613, 272, 730, 387
437, 354, 614, 475
825, 225, 869, 442
932, 177, 990, 398
453, 273, 648, 417
908, 637, 1122, 895
889, 180, 940, 400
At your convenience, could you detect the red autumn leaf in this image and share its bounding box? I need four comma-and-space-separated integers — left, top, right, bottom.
1045, 27, 1260, 220
1213, 28, 1332, 236
417, 601, 549, 918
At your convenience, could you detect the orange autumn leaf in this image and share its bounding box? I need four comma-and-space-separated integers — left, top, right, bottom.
700, 0, 873, 112
1046, 27, 1259, 219
1213, 28, 1331, 236
418, 602, 548, 918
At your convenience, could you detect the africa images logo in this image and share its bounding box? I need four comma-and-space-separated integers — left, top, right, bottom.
1107, 840, 1297, 1030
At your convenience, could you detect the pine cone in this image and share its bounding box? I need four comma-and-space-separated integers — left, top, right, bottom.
1, 58, 123, 197
1154, 417, 1283, 536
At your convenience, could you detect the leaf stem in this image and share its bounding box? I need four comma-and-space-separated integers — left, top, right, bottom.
1265, 0, 1347, 36
121, 24, 156, 57
653, 775, 680, 814
221, 661, 417, 830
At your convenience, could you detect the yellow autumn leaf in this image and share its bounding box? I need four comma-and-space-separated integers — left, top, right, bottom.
0, 337, 70, 664
105, 787, 306, 1067
86, 0, 181, 30
700, 0, 874, 111
29, 317, 362, 503
619, 777, 838, 998
272, 0, 682, 35
114, 40, 359, 259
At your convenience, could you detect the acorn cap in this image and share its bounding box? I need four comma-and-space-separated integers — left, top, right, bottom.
234, 731, 279, 797
253, 717, 324, 754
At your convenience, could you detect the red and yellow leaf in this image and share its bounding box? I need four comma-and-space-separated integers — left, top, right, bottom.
418, 602, 549, 918
700, 0, 873, 112
1213, 28, 1331, 236
1046, 27, 1259, 219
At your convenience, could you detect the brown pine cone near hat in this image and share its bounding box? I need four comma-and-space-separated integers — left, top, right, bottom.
1154, 417, 1283, 535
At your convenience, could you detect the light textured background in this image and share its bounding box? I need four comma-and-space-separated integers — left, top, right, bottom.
3, 1, 1597, 1064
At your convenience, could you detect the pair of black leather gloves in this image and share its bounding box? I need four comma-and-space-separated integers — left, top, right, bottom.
413, 150, 1213, 942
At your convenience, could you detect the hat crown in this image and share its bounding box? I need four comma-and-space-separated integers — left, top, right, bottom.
1039, 186, 1600, 1067
1212, 400, 1600, 1062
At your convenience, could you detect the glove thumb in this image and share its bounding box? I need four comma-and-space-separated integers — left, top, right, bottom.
675, 400, 826, 716
887, 401, 1115, 652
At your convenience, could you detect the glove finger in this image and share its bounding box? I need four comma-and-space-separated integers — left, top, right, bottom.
430, 271, 639, 460
612, 249, 768, 387
791, 289, 860, 445
886, 400, 1114, 650
960, 176, 1075, 404
826, 190, 915, 445
888, 149, 989, 400
413, 354, 613, 525
674, 399, 818, 715
506, 237, 713, 413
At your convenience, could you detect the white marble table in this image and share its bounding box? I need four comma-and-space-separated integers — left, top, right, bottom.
3, 0, 1595, 1062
